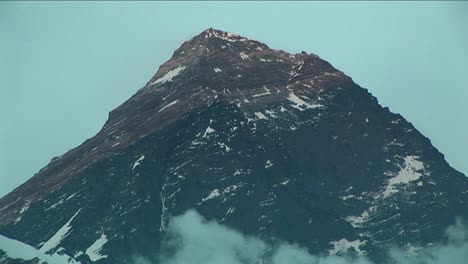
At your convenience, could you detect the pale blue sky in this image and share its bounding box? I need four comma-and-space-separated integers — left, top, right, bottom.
1, 1, 467, 197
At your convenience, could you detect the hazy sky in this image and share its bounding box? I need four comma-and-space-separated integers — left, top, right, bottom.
1, 1, 467, 197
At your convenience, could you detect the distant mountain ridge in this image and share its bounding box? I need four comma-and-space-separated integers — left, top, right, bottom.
0, 28, 467, 264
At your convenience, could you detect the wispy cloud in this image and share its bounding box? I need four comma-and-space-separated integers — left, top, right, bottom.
135, 210, 468, 264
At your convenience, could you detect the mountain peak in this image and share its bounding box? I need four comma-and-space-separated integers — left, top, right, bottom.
197, 27, 261, 45
155, 28, 272, 70
0, 28, 351, 226
1, 29, 467, 264
146, 28, 349, 89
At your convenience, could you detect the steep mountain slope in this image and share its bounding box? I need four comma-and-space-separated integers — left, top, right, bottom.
1, 28, 467, 264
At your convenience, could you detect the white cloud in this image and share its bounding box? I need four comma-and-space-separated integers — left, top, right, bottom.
131, 210, 468, 264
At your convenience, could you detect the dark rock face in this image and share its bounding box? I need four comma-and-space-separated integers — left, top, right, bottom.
0, 28, 467, 263
0, 251, 40, 264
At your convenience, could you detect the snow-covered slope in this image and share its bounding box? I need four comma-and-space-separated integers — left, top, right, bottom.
0, 234, 80, 264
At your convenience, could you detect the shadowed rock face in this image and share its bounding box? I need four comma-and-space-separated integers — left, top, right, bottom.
0, 28, 466, 263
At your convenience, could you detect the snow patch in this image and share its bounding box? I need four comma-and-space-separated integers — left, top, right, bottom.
18, 201, 30, 214
202, 189, 221, 202
158, 100, 179, 113
345, 206, 376, 228
226, 208, 236, 215
65, 193, 78, 202
252, 86, 272, 98
0, 234, 81, 264
280, 179, 290, 185
383, 156, 425, 197
329, 238, 367, 255
254, 112, 268, 120
287, 93, 323, 111
39, 209, 81, 254
217, 142, 231, 152
223, 183, 243, 194
85, 233, 108, 262
202, 120, 215, 138
265, 110, 277, 118
340, 195, 355, 201
239, 52, 250, 60
44, 199, 64, 212
132, 155, 145, 170
15, 200, 31, 222
151, 66, 186, 85
0, 234, 48, 262
205, 30, 247, 43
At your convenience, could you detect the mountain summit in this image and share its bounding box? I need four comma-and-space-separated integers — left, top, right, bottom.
1, 28, 467, 263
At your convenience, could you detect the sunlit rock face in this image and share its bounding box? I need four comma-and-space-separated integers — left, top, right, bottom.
0, 28, 467, 264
